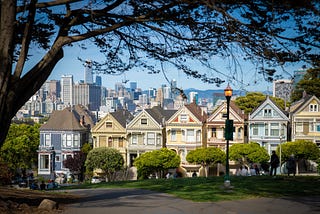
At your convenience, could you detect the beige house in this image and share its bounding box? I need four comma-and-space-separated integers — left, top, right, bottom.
166, 102, 207, 173
91, 109, 134, 166
126, 106, 176, 167
207, 100, 247, 149
290, 95, 320, 146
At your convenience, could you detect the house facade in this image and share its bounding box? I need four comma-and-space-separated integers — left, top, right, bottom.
126, 106, 176, 167
290, 95, 320, 147
91, 109, 134, 166
207, 100, 247, 148
248, 96, 289, 154
166, 102, 207, 172
38, 105, 95, 179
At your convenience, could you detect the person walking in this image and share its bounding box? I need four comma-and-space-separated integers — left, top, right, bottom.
286, 154, 296, 177
270, 150, 280, 176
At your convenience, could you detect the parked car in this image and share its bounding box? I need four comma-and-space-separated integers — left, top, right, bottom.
91, 176, 102, 184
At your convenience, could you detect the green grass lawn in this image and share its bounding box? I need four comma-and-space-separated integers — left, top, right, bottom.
62, 175, 320, 202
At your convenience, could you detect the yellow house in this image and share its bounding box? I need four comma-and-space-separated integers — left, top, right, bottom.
91, 109, 134, 166
166, 102, 207, 173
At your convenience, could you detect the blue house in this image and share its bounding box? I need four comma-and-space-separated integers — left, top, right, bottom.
37, 105, 96, 179
248, 96, 289, 154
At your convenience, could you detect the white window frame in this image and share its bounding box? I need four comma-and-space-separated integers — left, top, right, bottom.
74, 134, 80, 147
310, 104, 318, 112
180, 114, 188, 123
270, 123, 279, 136
132, 135, 138, 145
147, 132, 155, 145
171, 130, 177, 141
264, 109, 272, 117
186, 129, 195, 142
296, 122, 303, 133
39, 154, 49, 170
44, 134, 51, 146
252, 124, 258, 136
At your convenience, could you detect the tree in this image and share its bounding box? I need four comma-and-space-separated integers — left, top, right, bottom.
235, 92, 285, 114
277, 140, 320, 174
85, 147, 124, 182
134, 148, 180, 179
186, 147, 225, 177
229, 142, 270, 169
291, 67, 320, 102
63, 151, 86, 182
0, 123, 40, 175
0, 1, 319, 147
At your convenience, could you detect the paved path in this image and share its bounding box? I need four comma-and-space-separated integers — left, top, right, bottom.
61, 188, 320, 214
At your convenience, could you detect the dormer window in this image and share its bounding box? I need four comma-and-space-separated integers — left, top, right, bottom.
180, 114, 188, 122
141, 118, 147, 125
264, 109, 272, 117
106, 122, 112, 128
310, 104, 318, 112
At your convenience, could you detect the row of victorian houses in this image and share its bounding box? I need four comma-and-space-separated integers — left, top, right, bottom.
37, 94, 320, 179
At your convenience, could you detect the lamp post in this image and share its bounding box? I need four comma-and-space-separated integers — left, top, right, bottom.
279, 135, 283, 174
224, 84, 233, 186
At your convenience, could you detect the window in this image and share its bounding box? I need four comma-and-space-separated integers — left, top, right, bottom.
270, 123, 279, 136
310, 104, 318, 112
74, 134, 80, 147
196, 130, 201, 142
119, 138, 124, 147
147, 133, 155, 145
171, 130, 177, 141
132, 135, 138, 144
66, 134, 72, 147
296, 122, 303, 133
55, 155, 60, 162
44, 134, 51, 146
141, 118, 147, 125
156, 134, 161, 145
252, 124, 258, 136
186, 129, 195, 142
106, 122, 112, 128
265, 124, 269, 136
108, 137, 112, 147
264, 109, 272, 117
39, 154, 49, 170
180, 114, 188, 122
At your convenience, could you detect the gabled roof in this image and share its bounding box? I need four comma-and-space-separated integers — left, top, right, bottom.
249, 96, 288, 120
110, 109, 134, 128
185, 101, 207, 122
208, 100, 246, 122
290, 95, 320, 115
40, 105, 96, 131
145, 106, 177, 124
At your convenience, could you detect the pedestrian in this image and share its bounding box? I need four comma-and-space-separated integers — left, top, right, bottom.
40, 181, 46, 190
286, 154, 296, 177
253, 164, 260, 175
192, 171, 197, 177
270, 150, 280, 176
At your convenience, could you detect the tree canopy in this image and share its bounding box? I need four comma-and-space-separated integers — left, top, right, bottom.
291, 67, 320, 102
229, 142, 270, 165
186, 147, 225, 165
0, 123, 40, 174
235, 92, 285, 114
85, 147, 124, 182
134, 148, 180, 179
0, 0, 319, 146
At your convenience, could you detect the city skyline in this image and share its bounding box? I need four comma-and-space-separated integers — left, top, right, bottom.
42, 45, 304, 93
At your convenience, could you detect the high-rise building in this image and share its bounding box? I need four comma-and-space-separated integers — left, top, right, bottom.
130, 82, 137, 91
189, 91, 198, 104
162, 85, 171, 99
95, 75, 102, 86
293, 67, 307, 87
44, 80, 61, 102
60, 75, 73, 106
273, 79, 293, 102
84, 60, 93, 84
73, 83, 101, 111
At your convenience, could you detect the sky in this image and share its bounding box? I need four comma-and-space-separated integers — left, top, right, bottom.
44, 44, 304, 93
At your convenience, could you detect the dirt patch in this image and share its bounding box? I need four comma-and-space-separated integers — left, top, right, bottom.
0, 186, 81, 213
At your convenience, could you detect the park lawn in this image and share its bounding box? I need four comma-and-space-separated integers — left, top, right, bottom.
63, 175, 320, 202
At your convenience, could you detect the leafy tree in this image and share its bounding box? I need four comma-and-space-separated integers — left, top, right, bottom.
0, 158, 12, 185
291, 67, 320, 102
277, 140, 320, 174
63, 151, 86, 182
0, 1, 319, 147
235, 92, 285, 114
134, 148, 180, 179
229, 142, 270, 168
186, 147, 226, 177
85, 147, 124, 182
0, 123, 40, 175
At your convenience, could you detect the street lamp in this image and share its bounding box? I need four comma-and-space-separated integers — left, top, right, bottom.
224, 84, 233, 186
279, 135, 283, 174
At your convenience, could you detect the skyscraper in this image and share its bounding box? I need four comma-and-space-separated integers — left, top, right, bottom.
60, 75, 73, 106
84, 60, 93, 84
95, 75, 102, 86
73, 83, 101, 111
273, 79, 293, 102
